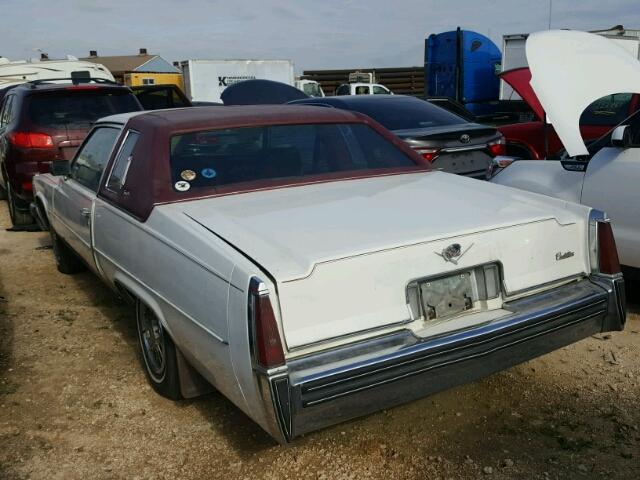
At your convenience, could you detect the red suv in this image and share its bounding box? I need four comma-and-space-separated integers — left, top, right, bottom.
0, 81, 142, 227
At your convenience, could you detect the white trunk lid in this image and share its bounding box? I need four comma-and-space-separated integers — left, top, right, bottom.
177, 172, 591, 349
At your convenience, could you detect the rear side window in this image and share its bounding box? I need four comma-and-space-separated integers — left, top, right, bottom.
106, 131, 139, 191
349, 97, 466, 131
169, 123, 417, 192
27, 91, 140, 128
71, 127, 121, 191
336, 85, 350, 96
0, 96, 14, 127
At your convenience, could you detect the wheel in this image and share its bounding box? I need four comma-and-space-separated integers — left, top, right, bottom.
136, 300, 181, 400
50, 228, 85, 274
6, 182, 34, 227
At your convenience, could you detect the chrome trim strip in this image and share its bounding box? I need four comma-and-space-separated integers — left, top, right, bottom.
305, 310, 604, 407
440, 145, 487, 153
302, 301, 605, 399
297, 293, 605, 388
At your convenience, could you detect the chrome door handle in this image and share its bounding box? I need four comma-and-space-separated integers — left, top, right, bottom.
80, 208, 91, 218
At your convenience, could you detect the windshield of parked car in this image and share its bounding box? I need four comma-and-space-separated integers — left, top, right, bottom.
347, 98, 468, 131
169, 123, 420, 191
27, 90, 140, 128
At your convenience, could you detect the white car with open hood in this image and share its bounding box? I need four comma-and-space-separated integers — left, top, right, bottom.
32, 105, 625, 443
491, 30, 640, 272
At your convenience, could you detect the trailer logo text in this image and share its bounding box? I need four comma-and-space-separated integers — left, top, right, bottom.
218, 75, 256, 87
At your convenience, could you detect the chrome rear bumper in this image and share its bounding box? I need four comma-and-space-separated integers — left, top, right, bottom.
260, 275, 625, 442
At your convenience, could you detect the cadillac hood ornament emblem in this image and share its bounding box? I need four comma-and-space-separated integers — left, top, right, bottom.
435, 243, 474, 265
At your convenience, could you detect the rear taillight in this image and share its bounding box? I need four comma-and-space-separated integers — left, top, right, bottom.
413, 147, 440, 162
249, 279, 285, 370
9, 132, 54, 149
589, 215, 621, 275
21, 182, 32, 192
487, 137, 506, 157
597, 221, 621, 275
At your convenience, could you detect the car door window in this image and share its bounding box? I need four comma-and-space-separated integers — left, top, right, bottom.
336, 85, 349, 96
580, 93, 633, 126
106, 130, 139, 191
0, 96, 13, 127
355, 86, 370, 95
70, 127, 120, 192
373, 86, 389, 95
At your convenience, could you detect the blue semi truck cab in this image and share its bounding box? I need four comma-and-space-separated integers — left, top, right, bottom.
425, 28, 502, 116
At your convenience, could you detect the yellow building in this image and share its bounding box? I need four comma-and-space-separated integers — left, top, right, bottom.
123, 72, 184, 91
81, 48, 184, 92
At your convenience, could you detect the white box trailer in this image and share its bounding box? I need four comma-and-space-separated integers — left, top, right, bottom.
180, 59, 294, 103
500, 28, 640, 100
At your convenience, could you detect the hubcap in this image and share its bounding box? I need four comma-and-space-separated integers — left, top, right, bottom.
138, 304, 166, 382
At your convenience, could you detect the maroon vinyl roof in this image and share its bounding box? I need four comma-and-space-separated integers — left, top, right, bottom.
98, 105, 431, 221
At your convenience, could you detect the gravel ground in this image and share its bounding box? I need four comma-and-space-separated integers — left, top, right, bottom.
0, 203, 639, 480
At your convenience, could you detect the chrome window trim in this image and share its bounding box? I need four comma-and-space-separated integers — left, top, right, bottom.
105, 128, 140, 194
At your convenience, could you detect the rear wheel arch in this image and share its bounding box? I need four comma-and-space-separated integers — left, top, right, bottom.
111, 273, 173, 335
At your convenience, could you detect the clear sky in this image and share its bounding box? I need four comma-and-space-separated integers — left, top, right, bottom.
1, 0, 640, 72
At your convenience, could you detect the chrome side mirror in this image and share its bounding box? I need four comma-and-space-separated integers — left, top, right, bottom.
611, 125, 628, 147
611, 125, 640, 148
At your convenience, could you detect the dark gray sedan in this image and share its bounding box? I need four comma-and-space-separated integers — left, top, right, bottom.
290, 95, 504, 179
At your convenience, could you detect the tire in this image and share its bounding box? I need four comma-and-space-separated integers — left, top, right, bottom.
6, 182, 34, 227
136, 300, 181, 400
50, 228, 85, 274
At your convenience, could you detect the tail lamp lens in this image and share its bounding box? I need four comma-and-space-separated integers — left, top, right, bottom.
487, 137, 506, 157
597, 221, 621, 275
249, 281, 285, 369
414, 147, 440, 162
9, 132, 54, 148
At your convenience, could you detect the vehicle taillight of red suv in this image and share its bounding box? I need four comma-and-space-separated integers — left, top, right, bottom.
0, 80, 142, 227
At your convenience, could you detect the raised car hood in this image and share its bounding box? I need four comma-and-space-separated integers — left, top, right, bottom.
499, 67, 544, 121
526, 30, 640, 157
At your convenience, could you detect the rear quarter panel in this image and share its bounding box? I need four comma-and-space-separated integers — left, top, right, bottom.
490, 160, 585, 203
92, 200, 250, 411
581, 147, 640, 268
32, 173, 62, 219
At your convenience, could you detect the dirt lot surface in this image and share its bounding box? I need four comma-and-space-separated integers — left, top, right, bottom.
0, 204, 638, 480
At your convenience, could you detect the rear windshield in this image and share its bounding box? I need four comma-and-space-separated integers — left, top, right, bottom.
169, 123, 417, 191
347, 98, 467, 131
27, 90, 140, 128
